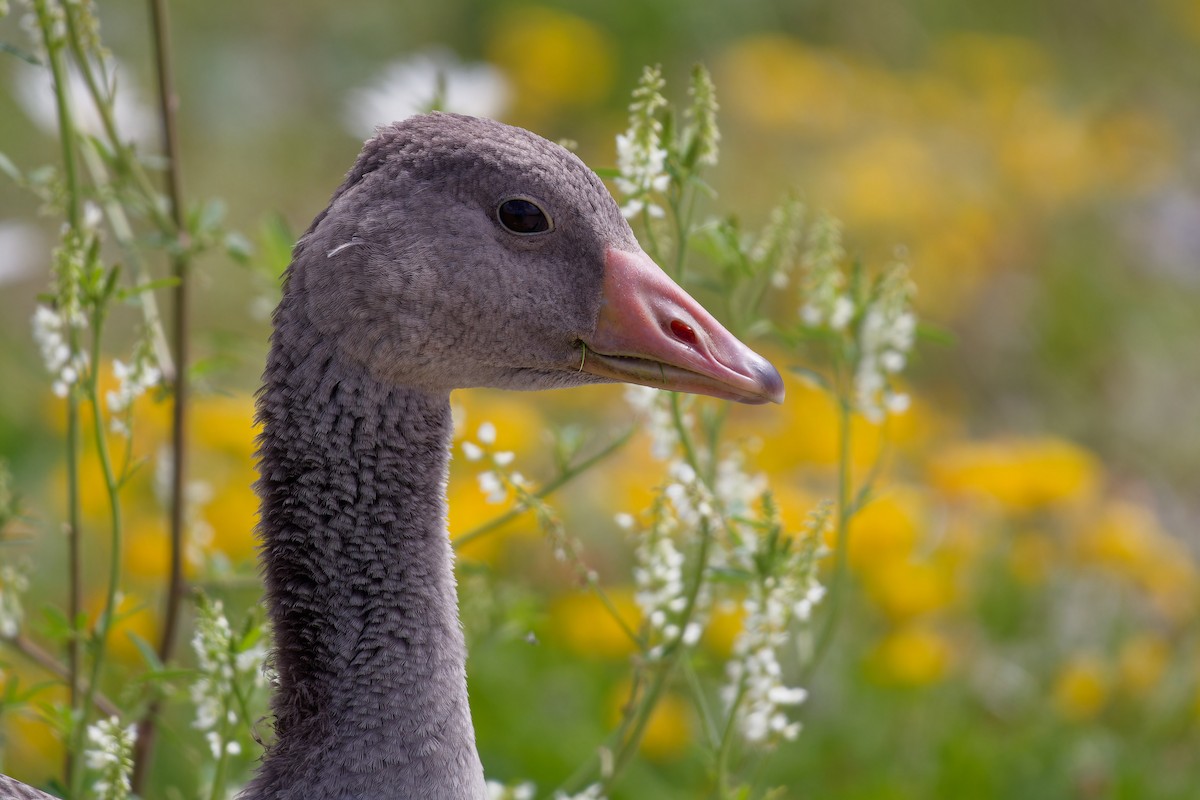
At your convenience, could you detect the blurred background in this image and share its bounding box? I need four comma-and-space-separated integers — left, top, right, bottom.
1, 0, 1199, 797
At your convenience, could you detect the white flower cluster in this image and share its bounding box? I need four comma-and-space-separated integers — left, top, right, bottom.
106, 354, 161, 435
721, 504, 828, 747
461, 421, 523, 505
0, 563, 29, 638
31, 304, 89, 398
84, 716, 136, 800
191, 598, 265, 759
623, 385, 679, 461
751, 196, 806, 290
554, 784, 606, 800
343, 47, 511, 138
855, 262, 917, 423
799, 213, 853, 330
486, 780, 536, 800
685, 64, 720, 168
614, 65, 670, 219
631, 460, 716, 658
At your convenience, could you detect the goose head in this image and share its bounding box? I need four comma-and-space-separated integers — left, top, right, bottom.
284, 112, 783, 404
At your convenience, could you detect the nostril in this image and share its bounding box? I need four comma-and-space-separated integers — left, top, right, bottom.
669, 319, 698, 346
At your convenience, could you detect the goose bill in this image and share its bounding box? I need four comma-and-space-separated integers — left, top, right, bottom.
581, 248, 785, 405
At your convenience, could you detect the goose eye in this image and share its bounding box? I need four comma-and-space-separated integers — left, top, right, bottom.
497, 198, 551, 234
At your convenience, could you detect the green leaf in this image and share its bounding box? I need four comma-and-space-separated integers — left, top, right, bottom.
126, 630, 164, 671
788, 365, 832, 392
0, 150, 22, 183
0, 41, 44, 66
917, 320, 956, 346
591, 166, 621, 179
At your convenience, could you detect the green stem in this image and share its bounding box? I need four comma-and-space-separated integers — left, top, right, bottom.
452, 427, 634, 549
78, 141, 176, 378
35, 0, 85, 783
713, 676, 748, 798
71, 310, 124, 799
133, 0, 192, 788
607, 514, 713, 789
669, 393, 703, 480
807, 397, 854, 675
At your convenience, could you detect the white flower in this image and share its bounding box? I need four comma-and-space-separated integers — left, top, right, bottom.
0, 220, 46, 287
0, 564, 29, 639
478, 471, 506, 504
721, 503, 828, 747
477, 421, 497, 445
31, 304, 88, 397
106, 354, 161, 435
613, 65, 670, 220
492, 450, 515, 467
461, 441, 484, 461
83, 717, 136, 800
343, 48, 510, 138
854, 262, 917, 422
554, 784, 606, 800
13, 56, 156, 143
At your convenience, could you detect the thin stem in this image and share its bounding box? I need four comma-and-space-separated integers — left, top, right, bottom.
79, 141, 176, 377
36, 0, 85, 782
713, 677, 748, 798
134, 0, 191, 789
9, 634, 121, 719
807, 397, 854, 674
607, 515, 713, 788
453, 427, 634, 549
680, 659, 719, 750
586, 576, 642, 649
71, 311, 125, 798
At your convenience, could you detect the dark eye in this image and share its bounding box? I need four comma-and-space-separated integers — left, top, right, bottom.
497, 198, 551, 234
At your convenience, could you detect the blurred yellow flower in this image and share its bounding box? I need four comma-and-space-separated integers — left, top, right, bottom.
863, 558, 955, 622
868, 624, 953, 686
452, 390, 547, 458
928, 437, 1100, 513
844, 486, 925, 572
702, 599, 745, 660
718, 35, 855, 136
607, 681, 691, 762
1075, 501, 1198, 623
447, 474, 532, 564
2, 677, 65, 781
205, 467, 260, 563
1008, 530, 1057, 585
548, 587, 641, 660
487, 7, 614, 121
1052, 654, 1110, 722
1117, 633, 1170, 698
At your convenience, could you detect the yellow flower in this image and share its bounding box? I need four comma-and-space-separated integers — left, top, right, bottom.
718, 35, 855, 136
1075, 502, 1198, 623
1117, 633, 1170, 698
487, 7, 614, 121
868, 624, 953, 686
547, 587, 641, 660
863, 558, 955, 622
607, 681, 692, 762
204, 466, 260, 563
1052, 654, 1110, 722
702, 599, 745, 660
844, 486, 925, 572
928, 437, 1100, 513
1008, 530, 1057, 585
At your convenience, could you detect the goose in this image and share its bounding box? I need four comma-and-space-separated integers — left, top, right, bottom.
0, 112, 782, 800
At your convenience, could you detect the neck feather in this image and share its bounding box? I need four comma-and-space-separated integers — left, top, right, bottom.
245, 319, 486, 799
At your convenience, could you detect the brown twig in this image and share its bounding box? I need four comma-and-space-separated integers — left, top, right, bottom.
132, 0, 191, 790
10, 634, 121, 720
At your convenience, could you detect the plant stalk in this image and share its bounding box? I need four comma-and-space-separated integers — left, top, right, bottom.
132, 0, 191, 790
